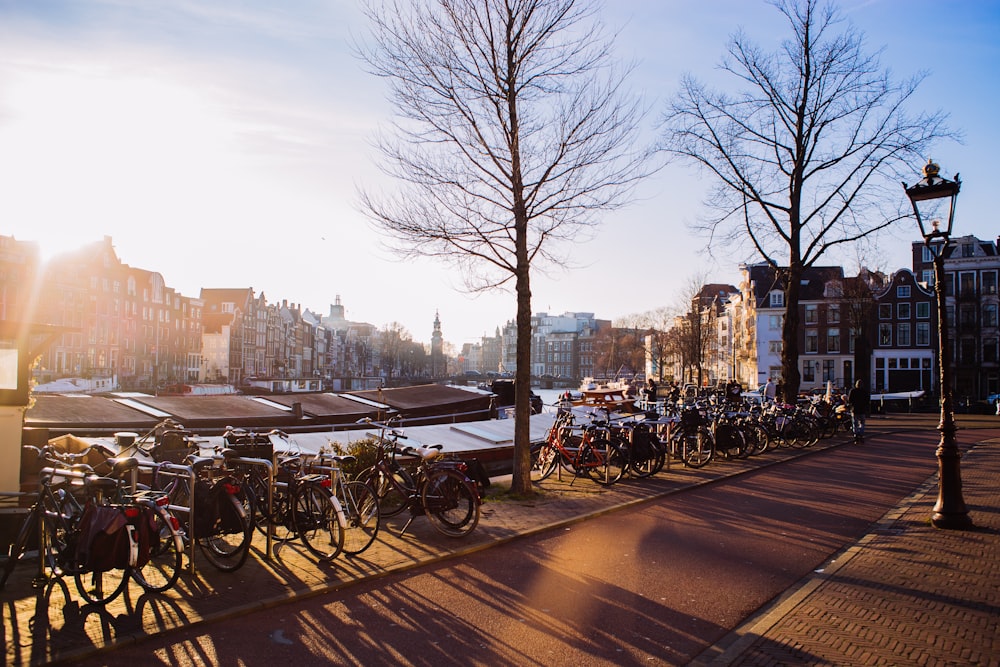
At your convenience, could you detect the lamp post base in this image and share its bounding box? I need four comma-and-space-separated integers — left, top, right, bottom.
930, 443, 973, 530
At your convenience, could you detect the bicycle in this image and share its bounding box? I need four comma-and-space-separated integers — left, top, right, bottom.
1, 446, 182, 604
224, 429, 348, 562
144, 438, 254, 573
532, 410, 628, 485
311, 449, 380, 555
359, 418, 481, 538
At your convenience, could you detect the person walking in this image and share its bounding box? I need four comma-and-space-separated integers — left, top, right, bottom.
847, 379, 870, 444
763, 378, 777, 403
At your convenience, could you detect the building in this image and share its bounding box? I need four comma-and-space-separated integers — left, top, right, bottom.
913, 234, 1000, 400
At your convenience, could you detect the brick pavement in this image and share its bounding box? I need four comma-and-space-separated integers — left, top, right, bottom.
694, 430, 1000, 666
3, 412, 998, 666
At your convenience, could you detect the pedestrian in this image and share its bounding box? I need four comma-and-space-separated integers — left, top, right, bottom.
847, 379, 870, 444
644, 377, 658, 401
763, 377, 776, 402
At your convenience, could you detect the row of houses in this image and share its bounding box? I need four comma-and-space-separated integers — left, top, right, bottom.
686, 235, 1000, 400
5, 231, 999, 401
0, 235, 445, 391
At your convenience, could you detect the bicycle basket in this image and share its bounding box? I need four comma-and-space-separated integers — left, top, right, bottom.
680, 407, 705, 428
151, 430, 198, 464
225, 432, 274, 461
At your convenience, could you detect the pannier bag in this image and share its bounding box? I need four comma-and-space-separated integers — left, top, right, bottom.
76, 503, 155, 572
192, 479, 245, 538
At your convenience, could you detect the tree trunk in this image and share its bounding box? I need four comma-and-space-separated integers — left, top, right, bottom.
781, 266, 803, 403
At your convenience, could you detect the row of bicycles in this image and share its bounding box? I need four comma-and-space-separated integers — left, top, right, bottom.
0, 417, 484, 606
531, 394, 855, 486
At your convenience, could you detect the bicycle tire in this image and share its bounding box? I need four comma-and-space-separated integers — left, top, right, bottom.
197, 492, 252, 572
680, 427, 714, 468
340, 480, 379, 555
581, 438, 626, 486
422, 468, 479, 538
0, 506, 39, 589
246, 473, 296, 542
361, 465, 413, 518
132, 506, 183, 593
531, 443, 558, 481
294, 483, 345, 562
742, 422, 769, 456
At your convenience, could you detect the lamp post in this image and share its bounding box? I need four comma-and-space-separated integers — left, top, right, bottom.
903, 159, 972, 530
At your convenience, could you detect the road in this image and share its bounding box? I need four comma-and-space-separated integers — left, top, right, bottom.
76, 429, 946, 666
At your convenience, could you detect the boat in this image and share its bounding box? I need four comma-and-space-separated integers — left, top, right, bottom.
572, 377, 637, 412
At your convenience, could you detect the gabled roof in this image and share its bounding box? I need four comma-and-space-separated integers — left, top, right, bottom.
746, 264, 845, 306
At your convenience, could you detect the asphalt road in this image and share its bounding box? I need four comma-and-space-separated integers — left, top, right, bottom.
74, 429, 947, 667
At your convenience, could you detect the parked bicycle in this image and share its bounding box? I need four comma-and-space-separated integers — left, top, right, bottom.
359, 418, 481, 538
1, 445, 182, 604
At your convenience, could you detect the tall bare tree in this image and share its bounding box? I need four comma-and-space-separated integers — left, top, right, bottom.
660, 0, 952, 402
359, 0, 652, 494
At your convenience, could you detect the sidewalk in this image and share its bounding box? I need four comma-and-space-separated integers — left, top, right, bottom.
697, 432, 1000, 666
3, 413, 998, 666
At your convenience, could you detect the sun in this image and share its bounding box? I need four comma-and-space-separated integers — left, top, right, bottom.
0, 65, 239, 261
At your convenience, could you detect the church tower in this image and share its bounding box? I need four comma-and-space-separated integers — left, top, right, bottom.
431, 310, 443, 378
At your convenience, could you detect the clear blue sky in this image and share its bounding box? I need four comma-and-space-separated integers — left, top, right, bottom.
1, 1, 996, 347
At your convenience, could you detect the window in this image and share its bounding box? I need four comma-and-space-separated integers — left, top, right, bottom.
961, 339, 976, 364
897, 323, 911, 346
922, 270, 934, 287
916, 302, 930, 319
878, 304, 892, 320
897, 303, 911, 320
984, 339, 998, 363
849, 328, 858, 353
805, 330, 818, 353
827, 304, 840, 324
962, 243, 974, 258
802, 360, 816, 382
897, 285, 911, 298
804, 305, 818, 324
945, 273, 954, 297
959, 272, 976, 298
879, 323, 892, 346
916, 322, 931, 346
827, 328, 840, 352
769, 314, 782, 330
984, 271, 997, 295
984, 304, 998, 328
921, 246, 935, 263
960, 305, 976, 327
768, 340, 782, 355
769, 291, 784, 307
822, 360, 835, 382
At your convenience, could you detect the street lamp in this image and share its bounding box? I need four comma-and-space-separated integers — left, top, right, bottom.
903, 159, 972, 530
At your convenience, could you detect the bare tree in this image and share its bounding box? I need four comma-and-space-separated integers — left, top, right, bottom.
377, 321, 412, 380
660, 0, 952, 403
359, 0, 652, 494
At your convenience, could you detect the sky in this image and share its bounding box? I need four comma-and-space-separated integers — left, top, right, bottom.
1, 1, 997, 348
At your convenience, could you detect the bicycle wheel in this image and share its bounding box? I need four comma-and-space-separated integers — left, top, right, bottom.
742, 422, 770, 456
132, 506, 183, 593
422, 468, 479, 538
530, 443, 558, 481
75, 565, 129, 605
340, 480, 379, 555
681, 427, 715, 468
361, 465, 413, 518
294, 484, 345, 562
581, 438, 626, 486
0, 506, 39, 589
198, 492, 252, 572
